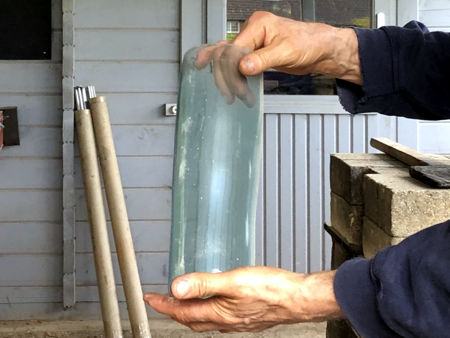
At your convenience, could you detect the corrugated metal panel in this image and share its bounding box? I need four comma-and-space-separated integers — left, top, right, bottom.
259, 96, 379, 273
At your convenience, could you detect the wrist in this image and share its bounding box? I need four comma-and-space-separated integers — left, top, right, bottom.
315, 27, 362, 85
293, 270, 345, 322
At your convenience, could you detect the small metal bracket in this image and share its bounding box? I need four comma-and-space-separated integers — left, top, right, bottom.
165, 104, 177, 116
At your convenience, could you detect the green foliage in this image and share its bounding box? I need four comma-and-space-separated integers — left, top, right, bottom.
351, 17, 370, 28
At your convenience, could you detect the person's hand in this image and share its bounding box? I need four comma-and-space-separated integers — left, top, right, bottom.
195, 11, 362, 106
195, 42, 255, 107
144, 266, 344, 333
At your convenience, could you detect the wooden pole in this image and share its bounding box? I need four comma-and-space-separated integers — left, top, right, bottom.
89, 96, 151, 338
75, 108, 123, 338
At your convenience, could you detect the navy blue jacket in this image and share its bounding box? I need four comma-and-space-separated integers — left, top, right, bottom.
334, 21, 450, 337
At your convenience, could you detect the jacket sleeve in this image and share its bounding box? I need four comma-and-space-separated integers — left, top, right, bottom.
336, 21, 450, 120
334, 220, 450, 338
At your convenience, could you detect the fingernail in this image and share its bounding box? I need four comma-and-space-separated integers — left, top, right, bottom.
243, 58, 255, 74
175, 281, 190, 297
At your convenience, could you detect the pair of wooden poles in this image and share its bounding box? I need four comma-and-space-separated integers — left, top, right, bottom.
74, 87, 151, 338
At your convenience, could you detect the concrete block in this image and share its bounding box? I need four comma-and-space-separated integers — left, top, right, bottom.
330, 153, 405, 205
363, 217, 405, 258
331, 193, 363, 246
364, 173, 450, 237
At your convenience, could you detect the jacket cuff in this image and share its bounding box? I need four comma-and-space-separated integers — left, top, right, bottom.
336, 27, 395, 115
334, 257, 396, 337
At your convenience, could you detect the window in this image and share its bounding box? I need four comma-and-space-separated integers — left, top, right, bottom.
227, 0, 373, 95
0, 0, 52, 60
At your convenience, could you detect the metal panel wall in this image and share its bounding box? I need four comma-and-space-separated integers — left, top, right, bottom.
257, 96, 378, 273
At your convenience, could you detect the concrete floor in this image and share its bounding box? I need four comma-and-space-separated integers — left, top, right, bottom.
0, 319, 326, 337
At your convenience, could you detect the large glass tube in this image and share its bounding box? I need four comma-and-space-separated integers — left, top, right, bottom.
168, 45, 263, 288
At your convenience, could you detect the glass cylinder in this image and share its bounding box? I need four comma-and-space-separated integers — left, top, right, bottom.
168, 45, 263, 288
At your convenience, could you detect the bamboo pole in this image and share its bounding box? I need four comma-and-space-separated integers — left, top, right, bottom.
75, 108, 123, 338
89, 96, 151, 338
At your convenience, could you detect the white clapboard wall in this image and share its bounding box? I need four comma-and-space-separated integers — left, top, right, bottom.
0, 0, 64, 319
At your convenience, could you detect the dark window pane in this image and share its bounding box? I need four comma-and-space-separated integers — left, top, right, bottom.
0, 0, 52, 60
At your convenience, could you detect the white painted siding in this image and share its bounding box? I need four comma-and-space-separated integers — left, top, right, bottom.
0, 0, 63, 319
71, 0, 179, 319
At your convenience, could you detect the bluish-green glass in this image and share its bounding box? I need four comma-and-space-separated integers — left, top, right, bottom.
168, 45, 263, 289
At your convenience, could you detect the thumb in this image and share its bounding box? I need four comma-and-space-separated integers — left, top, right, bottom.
171, 272, 227, 300
239, 44, 281, 76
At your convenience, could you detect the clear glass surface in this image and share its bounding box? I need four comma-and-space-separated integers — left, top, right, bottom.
168, 45, 263, 288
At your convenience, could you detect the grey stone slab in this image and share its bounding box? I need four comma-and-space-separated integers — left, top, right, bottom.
363, 173, 450, 237
330, 193, 363, 246
330, 153, 405, 205
362, 217, 405, 258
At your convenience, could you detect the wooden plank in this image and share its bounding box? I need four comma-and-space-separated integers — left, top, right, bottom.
76, 220, 171, 253
74, 0, 179, 29
75, 125, 175, 157
264, 95, 349, 114
418, 122, 450, 154
0, 127, 61, 158
0, 159, 61, 189
0, 255, 62, 286
206, 0, 227, 43
279, 115, 294, 271
75, 188, 171, 221
0, 94, 61, 126
322, 115, 336, 270
419, 0, 450, 10
420, 9, 450, 26
75, 30, 178, 61
110, 125, 175, 156
0, 63, 61, 94
52, 31, 63, 62
294, 115, 308, 273
99, 92, 177, 125
352, 114, 366, 153
75, 62, 178, 93
52, 0, 62, 30
0, 223, 61, 254
308, 115, 322, 272
76, 252, 169, 285
264, 114, 279, 267
0, 191, 62, 222
0, 286, 61, 304
75, 156, 173, 188
181, 0, 205, 60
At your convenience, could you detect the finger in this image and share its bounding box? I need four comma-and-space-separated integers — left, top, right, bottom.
239, 42, 283, 76
144, 293, 223, 324
171, 271, 233, 300
194, 45, 216, 69
211, 46, 235, 104
188, 322, 226, 333
220, 45, 254, 106
232, 12, 274, 51
194, 41, 228, 69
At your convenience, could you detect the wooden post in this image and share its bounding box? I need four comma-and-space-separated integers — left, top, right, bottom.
75, 108, 123, 338
89, 96, 151, 338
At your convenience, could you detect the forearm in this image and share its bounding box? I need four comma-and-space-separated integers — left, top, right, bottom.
291, 270, 345, 322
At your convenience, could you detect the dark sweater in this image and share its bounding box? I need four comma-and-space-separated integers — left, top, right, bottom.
334, 21, 450, 337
